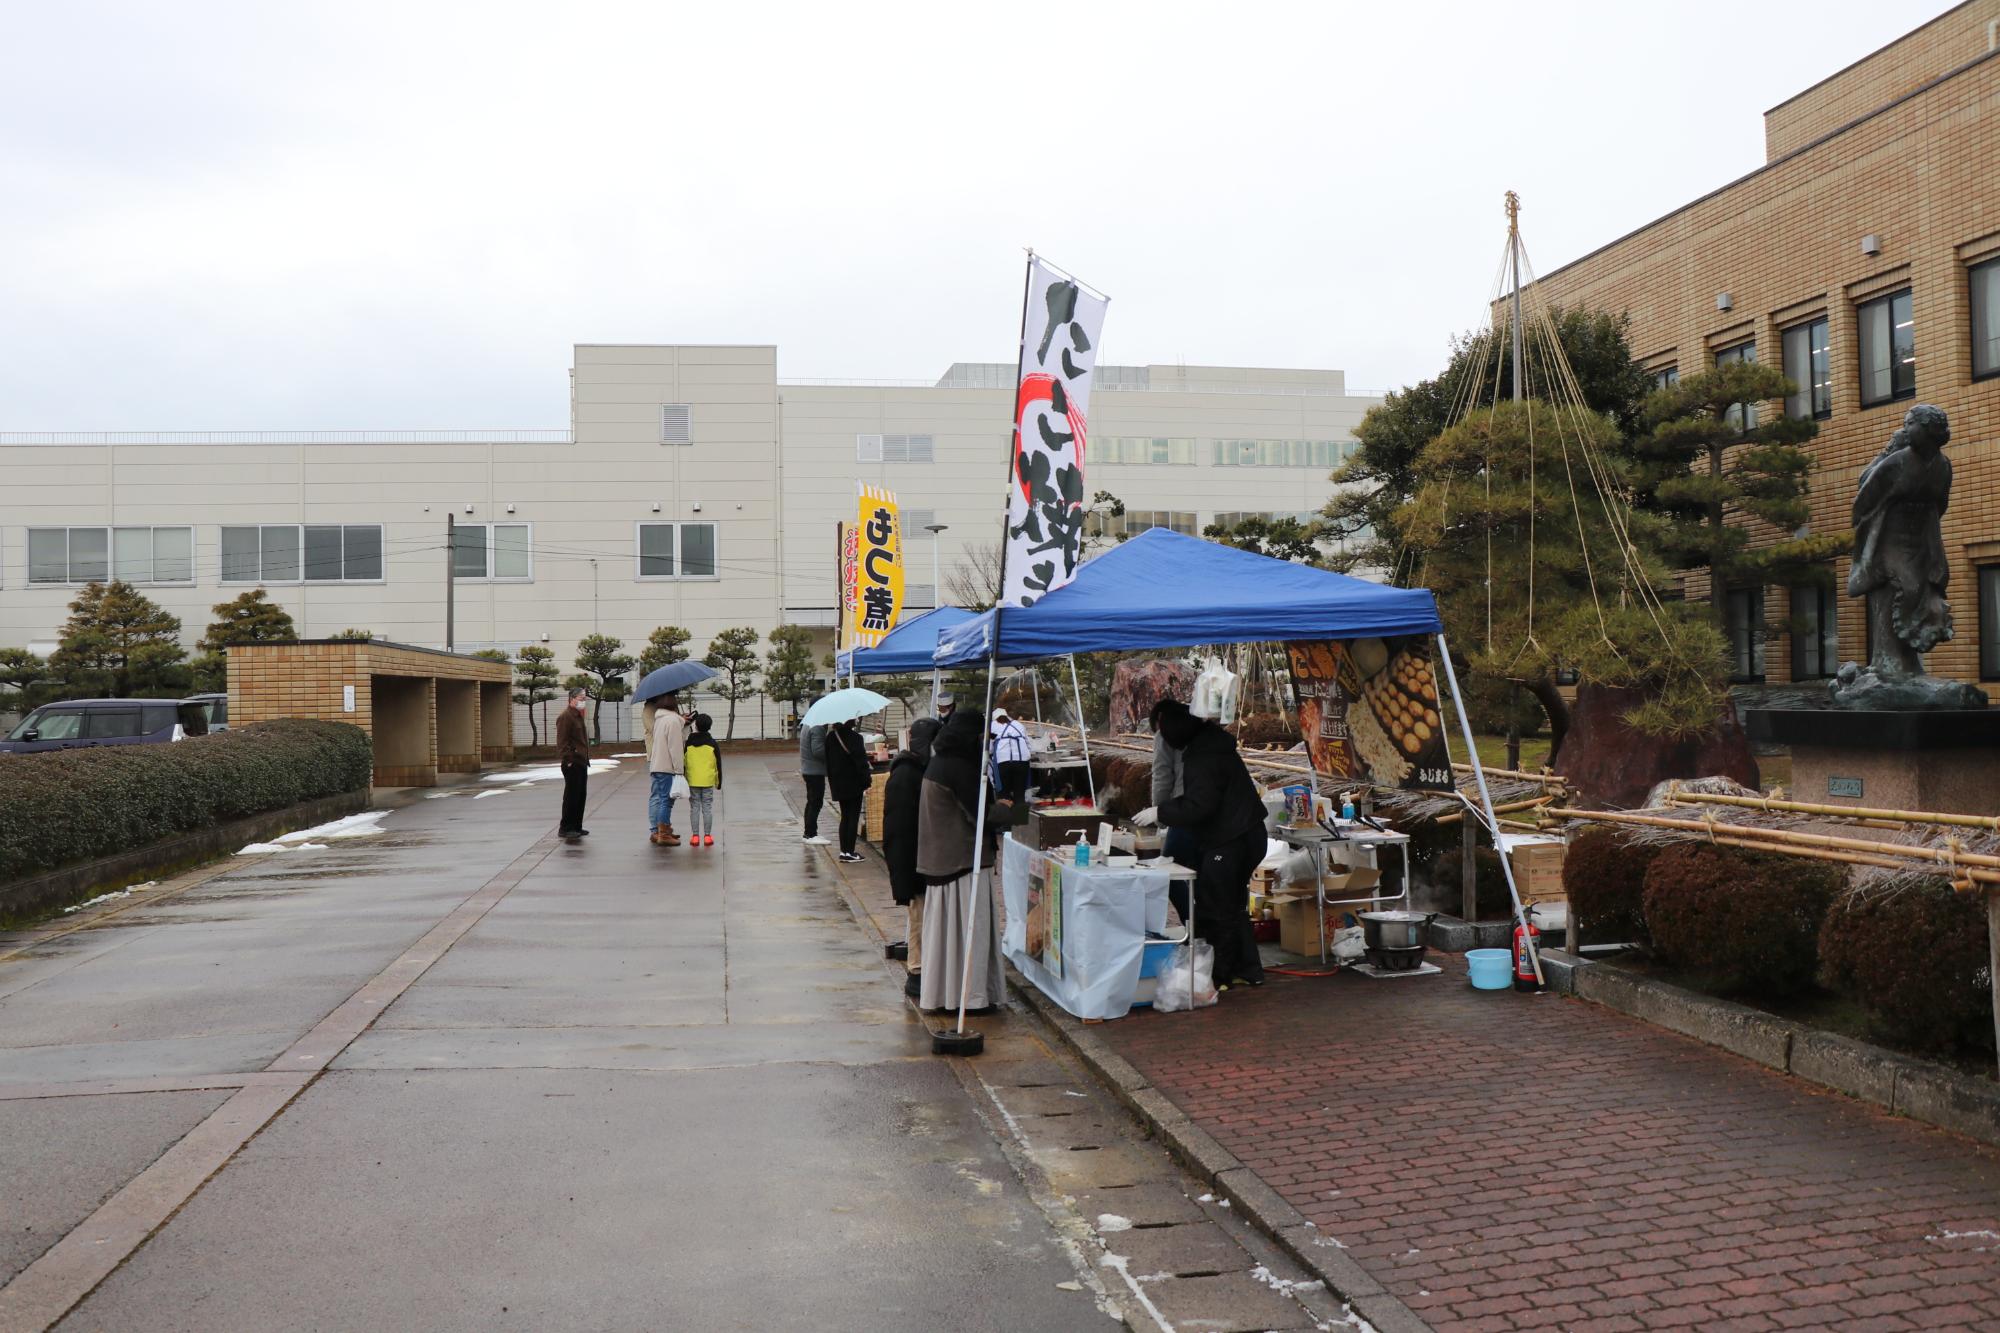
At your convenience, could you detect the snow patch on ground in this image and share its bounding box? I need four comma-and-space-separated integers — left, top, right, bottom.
1094, 1214, 1133, 1233
483, 759, 617, 784
238, 841, 328, 854
61, 882, 153, 914
472, 790, 508, 800
424, 792, 457, 800
277, 811, 386, 842
1249, 1265, 1323, 1297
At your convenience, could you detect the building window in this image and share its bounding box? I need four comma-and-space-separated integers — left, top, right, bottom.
1208, 439, 1345, 468
882, 434, 933, 463
1781, 317, 1831, 420
635, 521, 718, 579
1651, 366, 1679, 392
1857, 287, 1915, 407
28, 526, 193, 584
1789, 582, 1839, 680
1982, 567, 2000, 681
451, 523, 533, 581
221, 524, 382, 583
1714, 340, 1757, 434
1971, 258, 2000, 382
1726, 586, 1766, 683
1086, 510, 1197, 540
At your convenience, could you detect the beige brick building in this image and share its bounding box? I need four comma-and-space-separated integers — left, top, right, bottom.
226, 641, 513, 787
1521, 1, 2000, 687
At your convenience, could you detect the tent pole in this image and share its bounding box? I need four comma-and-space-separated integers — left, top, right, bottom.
956, 655, 1000, 1035
1435, 632, 1543, 986
1067, 654, 1097, 809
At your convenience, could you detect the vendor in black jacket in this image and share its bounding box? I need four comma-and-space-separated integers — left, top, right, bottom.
1154, 700, 1267, 989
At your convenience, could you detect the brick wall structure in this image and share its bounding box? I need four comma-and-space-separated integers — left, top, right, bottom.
1515, 28, 2000, 687
226, 640, 513, 787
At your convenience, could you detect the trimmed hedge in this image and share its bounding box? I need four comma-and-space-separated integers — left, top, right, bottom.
1821, 883, 1994, 1056
1562, 827, 1664, 948
1641, 843, 1841, 998
0, 720, 372, 882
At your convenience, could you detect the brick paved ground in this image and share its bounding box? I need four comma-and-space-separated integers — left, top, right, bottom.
1095, 954, 2000, 1331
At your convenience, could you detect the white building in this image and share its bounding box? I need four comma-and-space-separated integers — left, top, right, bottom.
0, 345, 1378, 737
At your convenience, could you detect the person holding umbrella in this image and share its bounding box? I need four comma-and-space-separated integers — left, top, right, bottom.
802, 687, 893, 864
643, 691, 687, 846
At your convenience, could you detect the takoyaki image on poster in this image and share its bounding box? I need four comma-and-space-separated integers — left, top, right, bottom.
1285, 636, 1452, 791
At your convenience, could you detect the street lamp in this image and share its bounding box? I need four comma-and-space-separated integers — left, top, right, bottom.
925, 523, 948, 712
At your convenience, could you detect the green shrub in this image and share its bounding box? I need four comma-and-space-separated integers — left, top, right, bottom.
0, 720, 372, 882
1820, 882, 1993, 1056
1641, 843, 1840, 997
1563, 828, 1664, 947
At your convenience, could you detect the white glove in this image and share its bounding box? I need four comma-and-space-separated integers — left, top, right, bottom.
1131, 806, 1159, 828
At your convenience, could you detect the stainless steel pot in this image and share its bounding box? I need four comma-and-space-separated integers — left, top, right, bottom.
1359, 910, 1435, 951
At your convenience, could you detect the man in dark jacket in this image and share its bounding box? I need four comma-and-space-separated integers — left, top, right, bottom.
1155, 700, 1266, 988
882, 718, 941, 997
556, 687, 591, 842
799, 719, 830, 845
825, 719, 873, 863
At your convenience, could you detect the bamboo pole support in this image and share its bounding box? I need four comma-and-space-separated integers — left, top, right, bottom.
1437, 795, 1554, 827
1450, 762, 1566, 786
1665, 789, 2000, 834
1544, 806, 2000, 886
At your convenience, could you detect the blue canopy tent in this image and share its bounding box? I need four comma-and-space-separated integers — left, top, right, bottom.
933, 528, 1441, 665
835, 605, 977, 677
927, 527, 1543, 1022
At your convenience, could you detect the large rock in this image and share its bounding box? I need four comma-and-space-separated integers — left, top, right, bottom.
1107, 660, 1194, 735
1554, 683, 1759, 809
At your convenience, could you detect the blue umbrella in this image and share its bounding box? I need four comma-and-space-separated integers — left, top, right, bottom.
631, 659, 718, 703
803, 688, 892, 727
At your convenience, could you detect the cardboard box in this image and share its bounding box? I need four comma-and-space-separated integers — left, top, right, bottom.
1508, 838, 1567, 906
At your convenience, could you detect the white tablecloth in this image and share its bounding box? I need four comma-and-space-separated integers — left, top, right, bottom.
999, 835, 1174, 1020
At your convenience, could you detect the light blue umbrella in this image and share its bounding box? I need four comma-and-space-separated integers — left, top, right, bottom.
803, 688, 892, 727
632, 659, 718, 703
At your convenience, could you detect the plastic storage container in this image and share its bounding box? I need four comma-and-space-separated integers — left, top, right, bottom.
1466, 948, 1512, 991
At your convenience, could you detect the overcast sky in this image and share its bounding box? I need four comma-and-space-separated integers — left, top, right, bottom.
0, 1, 1940, 429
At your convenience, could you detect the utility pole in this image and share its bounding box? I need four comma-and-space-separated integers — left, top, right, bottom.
926, 521, 948, 711
445, 512, 456, 652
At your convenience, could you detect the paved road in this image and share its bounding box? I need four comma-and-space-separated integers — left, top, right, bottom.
0, 757, 1110, 1331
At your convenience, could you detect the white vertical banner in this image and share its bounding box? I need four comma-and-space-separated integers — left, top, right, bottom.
1003, 258, 1108, 608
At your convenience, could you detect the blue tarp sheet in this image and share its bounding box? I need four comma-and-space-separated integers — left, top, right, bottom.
836, 605, 978, 676
932, 528, 1442, 666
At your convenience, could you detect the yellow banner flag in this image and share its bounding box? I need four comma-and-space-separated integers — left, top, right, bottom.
849, 484, 904, 649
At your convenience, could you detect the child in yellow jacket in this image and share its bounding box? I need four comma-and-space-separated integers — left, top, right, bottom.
683, 712, 723, 847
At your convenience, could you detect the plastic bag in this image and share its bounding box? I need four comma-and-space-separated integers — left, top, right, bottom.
1152, 939, 1218, 1011
1330, 926, 1366, 964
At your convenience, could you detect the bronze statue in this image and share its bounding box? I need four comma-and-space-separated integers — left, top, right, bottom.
1833, 404, 1988, 708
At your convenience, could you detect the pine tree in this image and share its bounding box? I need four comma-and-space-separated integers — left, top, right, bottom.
568, 634, 635, 744
48, 581, 190, 698
702, 627, 761, 740
763, 626, 819, 725
1634, 362, 1842, 619
637, 625, 692, 678
192, 589, 298, 693
331, 628, 374, 641
1395, 401, 1729, 752
1202, 514, 1329, 564
512, 644, 561, 746
0, 647, 49, 715
1325, 309, 1657, 577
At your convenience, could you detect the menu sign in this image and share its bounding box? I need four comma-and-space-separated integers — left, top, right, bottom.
1285, 636, 1452, 791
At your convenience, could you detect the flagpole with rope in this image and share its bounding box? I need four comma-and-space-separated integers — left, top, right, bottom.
932, 248, 1038, 1057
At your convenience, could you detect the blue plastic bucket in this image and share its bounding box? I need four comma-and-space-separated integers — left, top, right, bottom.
1466, 948, 1512, 990
1138, 939, 1178, 979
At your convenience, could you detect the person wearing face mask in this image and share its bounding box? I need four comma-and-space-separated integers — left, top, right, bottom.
556, 686, 592, 843
1153, 699, 1266, 989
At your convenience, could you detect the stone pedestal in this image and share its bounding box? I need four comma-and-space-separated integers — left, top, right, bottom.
1743, 708, 2000, 817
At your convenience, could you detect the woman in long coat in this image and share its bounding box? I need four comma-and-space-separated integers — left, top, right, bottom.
824, 719, 872, 863
916, 709, 1017, 1013
881, 718, 941, 999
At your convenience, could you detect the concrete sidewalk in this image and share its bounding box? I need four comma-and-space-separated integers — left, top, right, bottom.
1083, 953, 2000, 1331
0, 757, 1107, 1330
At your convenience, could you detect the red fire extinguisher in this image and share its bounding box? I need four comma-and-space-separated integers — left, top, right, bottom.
1513, 909, 1545, 993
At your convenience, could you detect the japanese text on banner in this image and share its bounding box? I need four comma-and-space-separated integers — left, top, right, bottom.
1003, 259, 1108, 608
850, 484, 904, 649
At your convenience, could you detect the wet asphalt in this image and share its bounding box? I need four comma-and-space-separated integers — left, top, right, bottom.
0, 756, 1109, 1331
